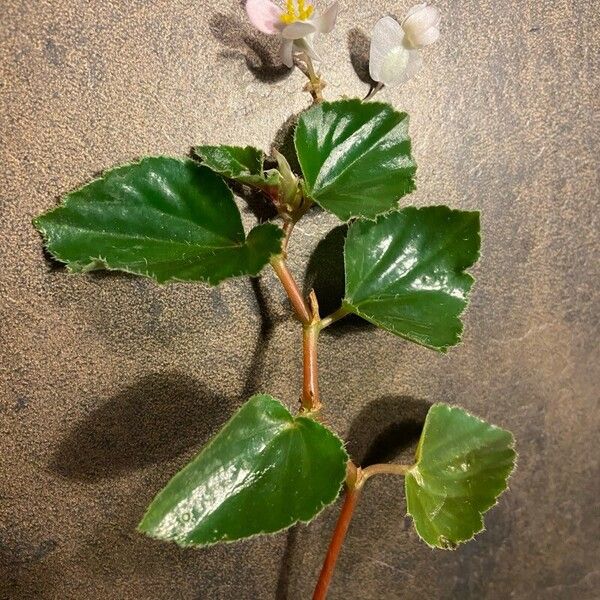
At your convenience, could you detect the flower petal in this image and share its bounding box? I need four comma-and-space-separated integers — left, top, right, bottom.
410, 25, 440, 48
402, 4, 441, 48
369, 16, 404, 83
313, 1, 340, 34
281, 21, 317, 40
379, 46, 422, 86
296, 36, 321, 62
400, 48, 423, 83
280, 39, 295, 68
403, 4, 441, 29
246, 0, 284, 35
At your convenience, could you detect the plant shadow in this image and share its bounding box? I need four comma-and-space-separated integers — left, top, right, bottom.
50, 371, 233, 482
209, 12, 291, 83
275, 395, 431, 598
303, 224, 371, 333
271, 113, 303, 175
346, 395, 432, 466
242, 276, 284, 397
348, 28, 375, 87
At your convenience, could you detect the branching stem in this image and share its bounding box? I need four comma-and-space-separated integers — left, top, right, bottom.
270, 256, 311, 325
270, 256, 322, 411
271, 223, 411, 596
359, 463, 412, 487
302, 291, 322, 411
313, 466, 361, 600
319, 305, 351, 330
313, 461, 412, 598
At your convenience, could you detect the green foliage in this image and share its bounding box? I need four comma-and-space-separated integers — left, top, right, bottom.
406, 404, 516, 549
195, 145, 279, 188
138, 394, 348, 546
343, 206, 481, 351
33, 94, 515, 563
34, 157, 283, 284
294, 99, 416, 221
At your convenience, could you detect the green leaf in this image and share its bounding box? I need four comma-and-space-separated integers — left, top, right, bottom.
294, 99, 416, 221
34, 157, 283, 284
343, 206, 480, 351
138, 394, 348, 546
195, 145, 279, 188
406, 404, 516, 549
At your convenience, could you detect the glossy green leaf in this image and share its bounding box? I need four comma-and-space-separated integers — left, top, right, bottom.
34, 157, 283, 284
406, 404, 516, 549
138, 394, 348, 546
343, 206, 480, 351
294, 99, 416, 221
195, 144, 279, 188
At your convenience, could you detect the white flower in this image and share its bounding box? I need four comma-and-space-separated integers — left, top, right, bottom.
402, 3, 441, 48
246, 0, 340, 68
369, 3, 440, 87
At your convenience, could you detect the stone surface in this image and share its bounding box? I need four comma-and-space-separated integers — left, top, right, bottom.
1, 1, 599, 599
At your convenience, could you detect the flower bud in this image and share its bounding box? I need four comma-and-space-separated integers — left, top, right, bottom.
402, 3, 441, 49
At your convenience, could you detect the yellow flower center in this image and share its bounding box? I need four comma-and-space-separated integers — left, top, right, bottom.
280, 0, 314, 24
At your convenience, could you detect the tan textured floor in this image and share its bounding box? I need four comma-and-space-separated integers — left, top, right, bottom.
1, 1, 599, 598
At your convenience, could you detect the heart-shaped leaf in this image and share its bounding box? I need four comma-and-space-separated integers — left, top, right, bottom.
406, 404, 516, 549
34, 157, 283, 284
195, 145, 279, 188
294, 99, 416, 221
343, 206, 480, 351
138, 394, 348, 546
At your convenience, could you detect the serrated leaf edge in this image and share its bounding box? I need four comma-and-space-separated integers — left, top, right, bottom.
405, 403, 517, 550
137, 393, 349, 548
33, 156, 284, 285
342, 206, 481, 352
294, 97, 417, 223
193, 144, 279, 188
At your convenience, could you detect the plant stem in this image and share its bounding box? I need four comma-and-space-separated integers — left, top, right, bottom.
303, 322, 321, 411
313, 462, 412, 598
319, 305, 351, 330
270, 256, 311, 325
360, 463, 412, 485
270, 257, 322, 411
313, 464, 361, 600
296, 51, 325, 104
304, 54, 324, 104
281, 220, 296, 256
301, 291, 322, 411
364, 82, 385, 101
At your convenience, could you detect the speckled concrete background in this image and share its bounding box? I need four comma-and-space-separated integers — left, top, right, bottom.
1, 1, 599, 598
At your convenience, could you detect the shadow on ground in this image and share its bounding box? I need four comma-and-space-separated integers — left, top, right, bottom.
275, 395, 431, 599
50, 371, 233, 482
209, 12, 291, 83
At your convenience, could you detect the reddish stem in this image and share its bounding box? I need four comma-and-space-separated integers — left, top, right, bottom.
271, 258, 322, 411
271, 256, 311, 325
281, 220, 296, 256
313, 482, 361, 600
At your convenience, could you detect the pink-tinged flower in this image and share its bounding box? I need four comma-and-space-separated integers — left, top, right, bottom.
369, 3, 440, 87
246, 0, 340, 68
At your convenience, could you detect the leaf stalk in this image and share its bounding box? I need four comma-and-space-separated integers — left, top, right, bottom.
313, 461, 412, 598
319, 305, 351, 330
